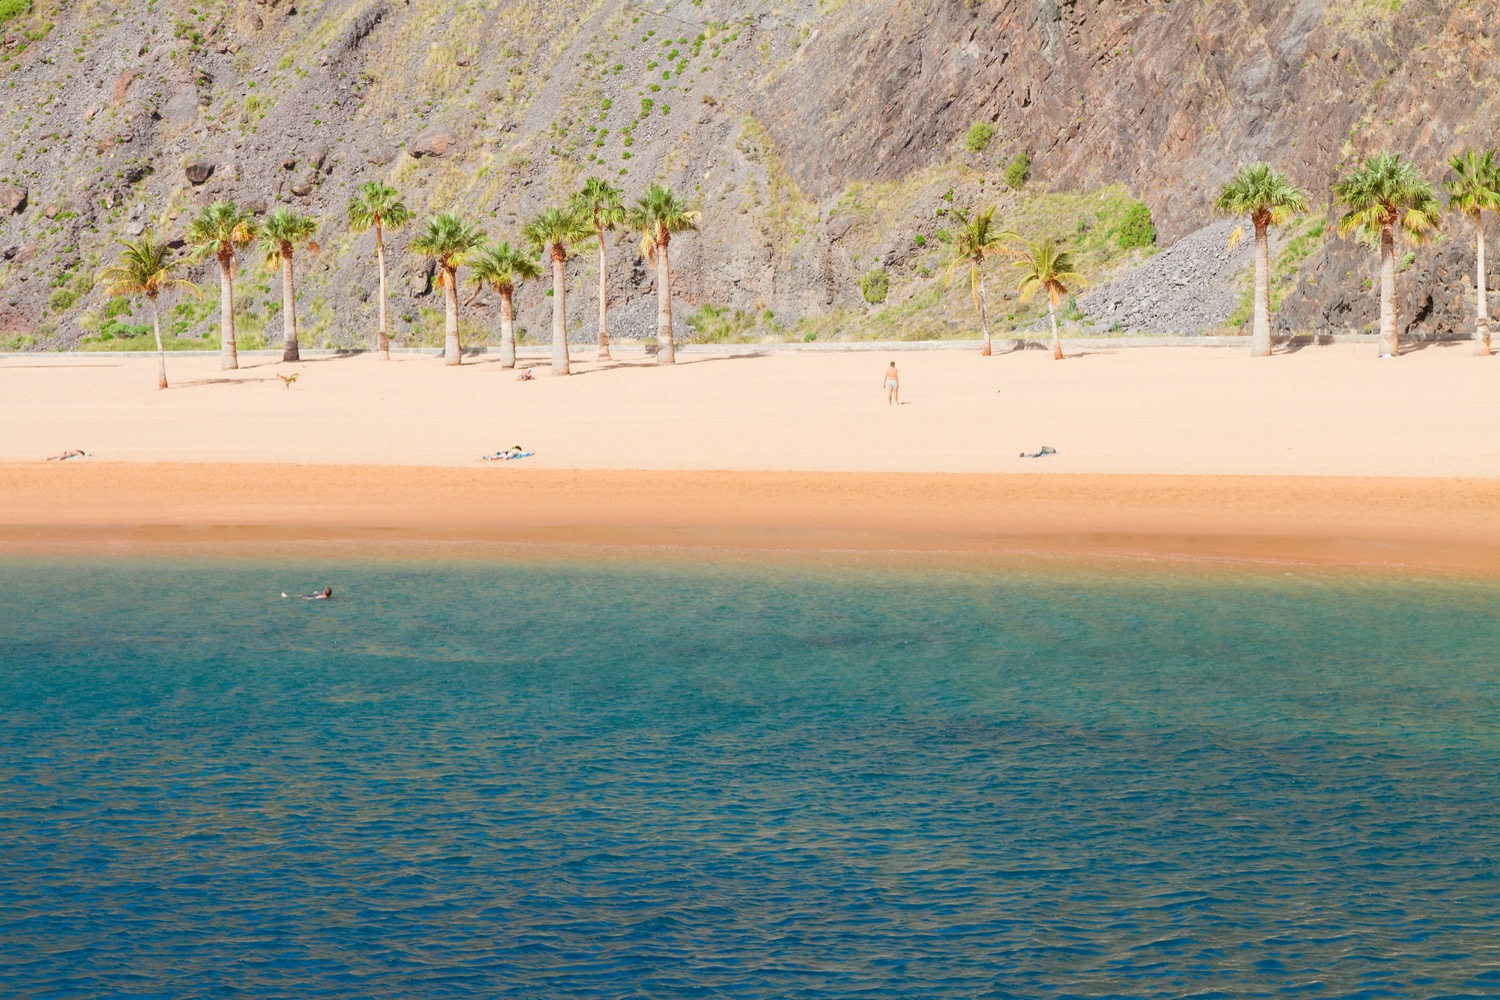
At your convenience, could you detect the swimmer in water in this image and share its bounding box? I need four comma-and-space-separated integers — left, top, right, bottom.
281, 587, 333, 600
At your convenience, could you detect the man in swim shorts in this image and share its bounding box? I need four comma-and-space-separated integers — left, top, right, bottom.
883, 360, 900, 405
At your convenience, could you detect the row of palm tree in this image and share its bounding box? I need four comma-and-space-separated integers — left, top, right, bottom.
1215, 148, 1499, 358
100, 148, 1499, 390
101, 177, 699, 386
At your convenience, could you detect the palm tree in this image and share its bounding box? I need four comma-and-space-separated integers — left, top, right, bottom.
943, 206, 1016, 357
523, 206, 591, 376
259, 208, 319, 362
184, 201, 257, 370
1444, 148, 1500, 356
627, 184, 700, 365
467, 240, 542, 369
572, 178, 627, 361
1013, 238, 1084, 361
97, 232, 200, 389
1213, 164, 1309, 357
348, 181, 413, 360
1334, 152, 1442, 357
410, 213, 484, 365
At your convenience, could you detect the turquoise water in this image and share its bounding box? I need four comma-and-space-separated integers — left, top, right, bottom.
2, 557, 1499, 997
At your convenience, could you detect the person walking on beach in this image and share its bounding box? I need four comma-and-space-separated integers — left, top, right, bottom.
884, 360, 900, 405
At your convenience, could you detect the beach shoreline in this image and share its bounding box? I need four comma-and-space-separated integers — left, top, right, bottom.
4, 463, 1498, 577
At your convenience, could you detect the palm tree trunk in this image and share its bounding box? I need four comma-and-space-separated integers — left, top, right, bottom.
150, 295, 167, 390
1251, 219, 1272, 358
443, 268, 461, 365
218, 255, 237, 370
376, 222, 390, 361
978, 273, 992, 357
552, 250, 570, 376
1049, 293, 1062, 360
596, 229, 611, 361
1379, 223, 1399, 357
500, 291, 516, 368
656, 239, 674, 365
281, 250, 299, 363
1476, 214, 1491, 356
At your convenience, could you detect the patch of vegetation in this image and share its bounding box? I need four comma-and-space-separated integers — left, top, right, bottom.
686, 303, 775, 343
0, 0, 31, 26
858, 267, 888, 304
965, 121, 994, 154
1004, 151, 1030, 190
1115, 201, 1156, 250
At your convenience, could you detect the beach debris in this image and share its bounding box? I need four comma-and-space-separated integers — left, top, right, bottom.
481, 446, 533, 461
45, 449, 91, 461
277, 373, 300, 389
1019, 446, 1057, 458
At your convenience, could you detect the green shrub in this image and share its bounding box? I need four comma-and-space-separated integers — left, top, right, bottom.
1004, 151, 1030, 190
965, 121, 994, 154
0, 0, 31, 26
48, 287, 79, 311
1116, 201, 1156, 250
858, 268, 888, 305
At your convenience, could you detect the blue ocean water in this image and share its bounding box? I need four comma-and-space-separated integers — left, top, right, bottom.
1, 557, 1499, 999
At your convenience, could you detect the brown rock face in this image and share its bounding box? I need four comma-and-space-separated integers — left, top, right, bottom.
109, 70, 137, 107
184, 161, 215, 185
0, 186, 26, 214
408, 127, 459, 158
764, 0, 1497, 244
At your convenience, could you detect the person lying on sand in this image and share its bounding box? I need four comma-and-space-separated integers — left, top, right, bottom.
46, 449, 90, 461
481, 446, 532, 461
281, 587, 333, 600
516, 369, 535, 381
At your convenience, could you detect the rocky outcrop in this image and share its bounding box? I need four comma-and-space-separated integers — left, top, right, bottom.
408, 127, 460, 158
184, 161, 214, 185
0, 186, 26, 214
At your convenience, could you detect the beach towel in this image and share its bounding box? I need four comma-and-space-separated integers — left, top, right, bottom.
1019, 446, 1057, 459
481, 451, 534, 462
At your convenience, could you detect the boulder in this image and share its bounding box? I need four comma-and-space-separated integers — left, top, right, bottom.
184, 160, 214, 185
309, 143, 330, 171
290, 178, 314, 197
408, 127, 460, 158
365, 144, 396, 165
243, 197, 268, 214
0, 185, 27, 214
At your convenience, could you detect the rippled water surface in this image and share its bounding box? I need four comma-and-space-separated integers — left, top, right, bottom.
2, 558, 1499, 998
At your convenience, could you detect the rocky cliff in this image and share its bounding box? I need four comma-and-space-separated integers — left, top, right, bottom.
0, 0, 1494, 351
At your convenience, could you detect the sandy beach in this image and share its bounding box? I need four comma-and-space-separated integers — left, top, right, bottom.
2, 343, 1497, 573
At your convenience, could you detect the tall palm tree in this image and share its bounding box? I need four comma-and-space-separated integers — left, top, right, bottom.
97, 232, 200, 389
1213, 164, 1309, 358
348, 181, 413, 360
1444, 148, 1500, 356
410, 213, 484, 366
1013, 238, 1084, 361
259, 208, 319, 362
184, 201, 257, 370
1334, 152, 1442, 357
943, 206, 1016, 357
467, 240, 542, 369
572, 178, 627, 361
523, 206, 591, 376
627, 184, 700, 365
